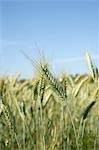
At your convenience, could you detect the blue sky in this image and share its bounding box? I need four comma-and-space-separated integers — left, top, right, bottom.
0, 0, 99, 78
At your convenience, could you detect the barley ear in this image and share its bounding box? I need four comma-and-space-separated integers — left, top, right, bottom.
81, 101, 96, 120
86, 50, 96, 80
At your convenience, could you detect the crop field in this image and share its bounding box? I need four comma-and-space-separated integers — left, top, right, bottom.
0, 51, 99, 150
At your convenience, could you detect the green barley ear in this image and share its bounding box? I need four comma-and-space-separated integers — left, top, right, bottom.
38, 74, 46, 103
81, 101, 96, 120
73, 76, 88, 97
41, 65, 67, 101
0, 100, 4, 115
2, 104, 21, 150
0, 79, 4, 99
12, 73, 21, 87
95, 67, 99, 81
86, 50, 96, 80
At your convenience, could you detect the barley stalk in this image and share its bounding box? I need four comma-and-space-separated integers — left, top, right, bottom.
40, 65, 79, 150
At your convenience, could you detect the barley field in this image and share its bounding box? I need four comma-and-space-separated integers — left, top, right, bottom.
0, 51, 99, 150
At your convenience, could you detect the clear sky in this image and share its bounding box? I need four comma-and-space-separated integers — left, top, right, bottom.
0, 0, 99, 78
